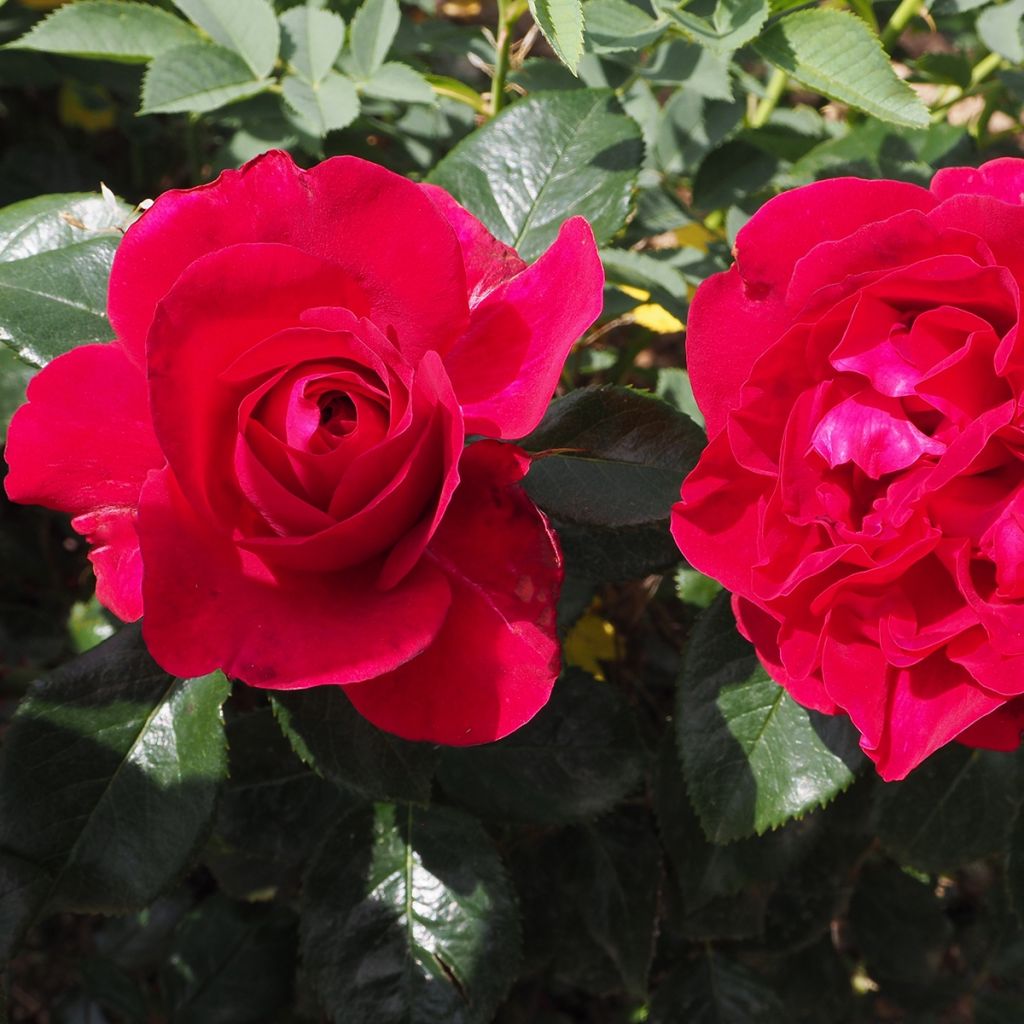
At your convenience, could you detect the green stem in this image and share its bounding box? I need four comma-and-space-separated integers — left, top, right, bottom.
489, 0, 517, 117
970, 50, 1003, 87
880, 0, 924, 50
847, 0, 879, 33
749, 67, 787, 128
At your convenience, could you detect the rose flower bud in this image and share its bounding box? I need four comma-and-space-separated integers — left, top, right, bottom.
4, 151, 603, 744
673, 159, 1024, 781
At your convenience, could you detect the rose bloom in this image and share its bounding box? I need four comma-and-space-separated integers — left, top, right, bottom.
672, 159, 1024, 780
4, 151, 603, 744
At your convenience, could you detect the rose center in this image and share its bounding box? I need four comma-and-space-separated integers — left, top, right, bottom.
318, 390, 357, 437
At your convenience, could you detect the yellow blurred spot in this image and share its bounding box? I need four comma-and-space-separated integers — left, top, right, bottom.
672, 222, 716, 252
20, 0, 67, 8
617, 285, 684, 334
564, 608, 619, 681
632, 303, 684, 334
59, 82, 117, 133
441, 0, 482, 15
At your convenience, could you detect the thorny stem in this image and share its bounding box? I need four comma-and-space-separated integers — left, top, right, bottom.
881, 0, 925, 50
489, 0, 527, 116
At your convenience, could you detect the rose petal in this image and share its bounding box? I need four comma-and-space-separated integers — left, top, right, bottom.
345, 440, 562, 744
786, 211, 988, 315
419, 183, 527, 304
443, 217, 603, 439
73, 510, 145, 622
111, 150, 469, 365
672, 429, 769, 596
811, 390, 945, 478
955, 700, 1024, 751
820, 612, 891, 755
4, 343, 162, 620
147, 243, 365, 521
874, 655, 1006, 781
689, 179, 936, 438
733, 595, 839, 713
686, 267, 792, 440
734, 177, 936, 298
931, 157, 1024, 204
138, 466, 452, 686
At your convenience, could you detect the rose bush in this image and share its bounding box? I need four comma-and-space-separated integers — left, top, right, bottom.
673, 159, 1024, 781
4, 150, 603, 744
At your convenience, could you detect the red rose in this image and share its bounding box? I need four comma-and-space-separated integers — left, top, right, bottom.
4, 151, 603, 744
672, 159, 1024, 781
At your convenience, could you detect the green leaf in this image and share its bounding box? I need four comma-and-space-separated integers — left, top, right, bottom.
584, 0, 668, 52
279, 4, 345, 84
654, 87, 744, 174
978, 0, 1024, 62
657, 367, 704, 428
68, 596, 117, 653
0, 624, 230, 916
8, 0, 198, 62
429, 88, 642, 262
140, 43, 271, 114
438, 668, 646, 824
675, 566, 720, 608
159, 895, 297, 1023
679, 595, 863, 842
641, 38, 734, 95
783, 118, 967, 188
172, 0, 279, 78
847, 862, 953, 1001
650, 951, 786, 1023
521, 384, 705, 528
349, 0, 400, 79
600, 246, 690, 320
0, 237, 118, 367
656, 0, 769, 55
655, 733, 819, 913
361, 61, 435, 103
754, 9, 930, 128
558, 520, 682, 581
425, 73, 486, 113
573, 808, 662, 997
0, 851, 49, 961
693, 139, 779, 210
0, 191, 130, 367
0, 345, 34, 442
912, 51, 974, 88
529, 0, 584, 72
302, 803, 520, 1024
271, 686, 439, 804
204, 709, 353, 901
80, 958, 150, 1022
875, 746, 1020, 872
282, 71, 360, 135
0, 191, 129, 263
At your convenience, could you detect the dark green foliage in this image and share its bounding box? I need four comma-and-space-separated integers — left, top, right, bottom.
679, 595, 863, 842
272, 685, 439, 804
438, 668, 646, 824
301, 803, 521, 1023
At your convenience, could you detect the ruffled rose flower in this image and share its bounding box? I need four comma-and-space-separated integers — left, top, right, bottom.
5, 150, 604, 744
672, 159, 1024, 780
